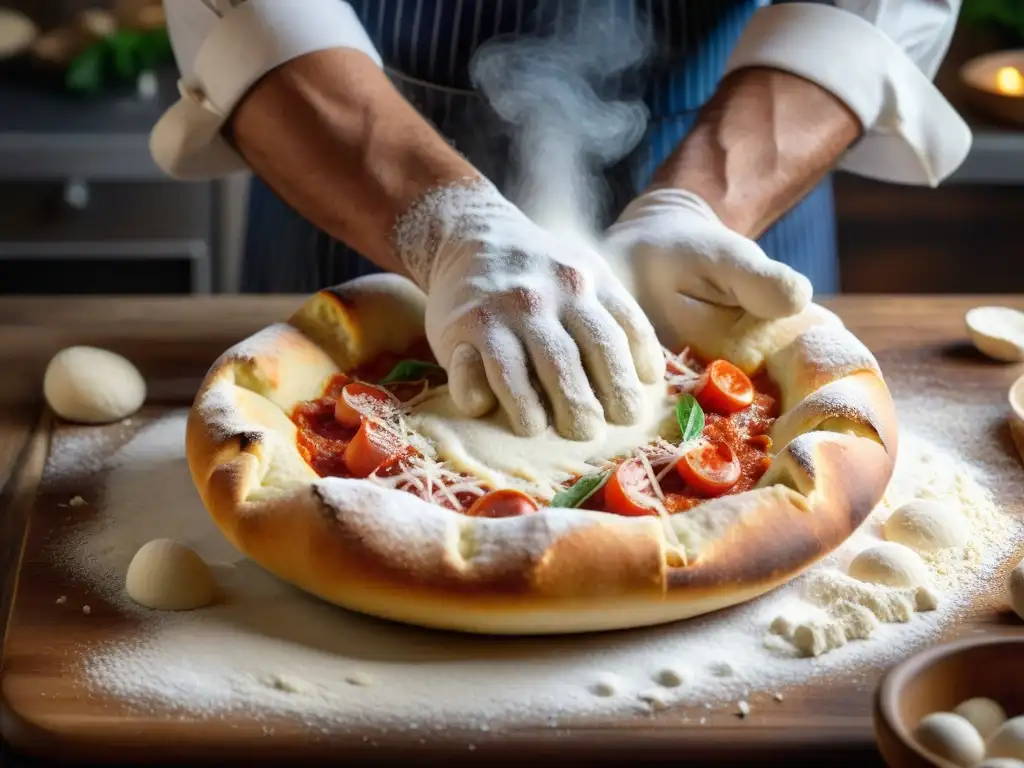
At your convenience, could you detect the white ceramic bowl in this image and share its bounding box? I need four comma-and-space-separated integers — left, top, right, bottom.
966, 307, 1024, 363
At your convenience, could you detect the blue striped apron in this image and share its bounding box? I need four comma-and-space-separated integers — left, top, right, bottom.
241, 0, 839, 295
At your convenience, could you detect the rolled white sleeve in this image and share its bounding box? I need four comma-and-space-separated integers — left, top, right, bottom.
151, 0, 382, 180
726, 1, 972, 186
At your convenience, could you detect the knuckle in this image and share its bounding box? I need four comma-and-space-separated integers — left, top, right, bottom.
554, 263, 588, 296
503, 285, 545, 315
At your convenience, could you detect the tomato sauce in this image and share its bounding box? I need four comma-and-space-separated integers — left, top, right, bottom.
579, 369, 780, 515
291, 341, 781, 517
662, 389, 777, 512
291, 374, 357, 477
289, 341, 441, 479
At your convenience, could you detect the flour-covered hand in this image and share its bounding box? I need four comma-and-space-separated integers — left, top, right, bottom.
394, 179, 664, 441
602, 188, 813, 339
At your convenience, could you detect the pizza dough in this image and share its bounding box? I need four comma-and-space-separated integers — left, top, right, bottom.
43, 346, 146, 424
406, 380, 677, 500
882, 499, 968, 552
125, 539, 216, 611
183, 274, 898, 635
0, 8, 37, 60
914, 712, 986, 768
966, 306, 1024, 363
954, 697, 1008, 740
847, 542, 930, 588
988, 718, 1024, 761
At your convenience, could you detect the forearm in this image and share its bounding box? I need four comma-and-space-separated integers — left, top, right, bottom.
652, 67, 859, 239
229, 48, 478, 273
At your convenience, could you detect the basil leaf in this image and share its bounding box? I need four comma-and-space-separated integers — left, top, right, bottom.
137, 28, 173, 70
676, 394, 705, 443
65, 44, 107, 94
379, 359, 446, 385
550, 470, 610, 509
106, 31, 143, 81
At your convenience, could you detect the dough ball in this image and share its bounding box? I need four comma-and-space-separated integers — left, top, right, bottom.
44, 346, 146, 424
126, 539, 216, 611
882, 499, 968, 552
988, 717, 1024, 761
954, 697, 1007, 740
977, 759, 1024, 768
1009, 558, 1024, 622
848, 542, 930, 588
913, 712, 985, 768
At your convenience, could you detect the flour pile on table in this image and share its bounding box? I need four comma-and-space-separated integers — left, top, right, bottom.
50, 385, 1022, 731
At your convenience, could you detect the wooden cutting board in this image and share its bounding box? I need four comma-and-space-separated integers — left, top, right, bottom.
2, 296, 1024, 767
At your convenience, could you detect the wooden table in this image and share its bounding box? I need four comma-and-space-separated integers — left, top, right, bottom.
1, 295, 1023, 767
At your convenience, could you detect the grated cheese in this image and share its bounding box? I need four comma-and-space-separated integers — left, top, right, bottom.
337, 349, 710, 541
663, 346, 703, 393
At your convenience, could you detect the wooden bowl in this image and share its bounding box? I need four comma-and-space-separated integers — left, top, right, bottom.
874, 634, 1024, 768
960, 50, 1024, 127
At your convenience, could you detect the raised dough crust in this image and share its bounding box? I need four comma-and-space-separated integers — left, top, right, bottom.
185, 274, 898, 634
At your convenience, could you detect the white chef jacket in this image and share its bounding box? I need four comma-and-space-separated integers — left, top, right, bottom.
151, 0, 972, 187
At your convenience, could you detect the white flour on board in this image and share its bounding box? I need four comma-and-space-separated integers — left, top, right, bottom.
47, 386, 1023, 732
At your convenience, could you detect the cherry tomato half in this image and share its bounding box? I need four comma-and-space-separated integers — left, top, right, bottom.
343, 420, 404, 478
466, 489, 539, 518
335, 382, 394, 428
694, 359, 754, 415
676, 440, 741, 497
603, 459, 657, 517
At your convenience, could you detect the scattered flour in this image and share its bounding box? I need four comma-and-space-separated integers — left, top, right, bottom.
44, 378, 1023, 733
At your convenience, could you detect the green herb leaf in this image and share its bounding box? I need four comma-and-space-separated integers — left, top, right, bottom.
379, 359, 446, 385
106, 30, 144, 80
65, 43, 107, 94
550, 470, 611, 509
676, 394, 705, 443
962, 0, 1024, 40
137, 28, 173, 70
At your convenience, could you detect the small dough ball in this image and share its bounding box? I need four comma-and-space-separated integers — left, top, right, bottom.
1009, 558, 1024, 622
954, 697, 1007, 740
913, 712, 985, 767
126, 539, 216, 611
988, 717, 1024, 761
883, 499, 969, 552
44, 346, 145, 424
848, 542, 930, 588
977, 759, 1024, 768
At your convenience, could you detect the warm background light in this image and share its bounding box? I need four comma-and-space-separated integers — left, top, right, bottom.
995, 65, 1024, 95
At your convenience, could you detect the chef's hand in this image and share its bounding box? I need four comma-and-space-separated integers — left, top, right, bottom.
397, 178, 665, 441
602, 188, 813, 340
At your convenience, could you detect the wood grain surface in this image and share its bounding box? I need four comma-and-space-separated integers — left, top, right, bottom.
2, 295, 1024, 767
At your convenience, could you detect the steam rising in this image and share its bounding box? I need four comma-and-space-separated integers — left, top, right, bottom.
470, 4, 653, 242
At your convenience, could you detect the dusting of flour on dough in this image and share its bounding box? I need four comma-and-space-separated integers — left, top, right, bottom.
404, 380, 677, 500
46, 381, 1023, 732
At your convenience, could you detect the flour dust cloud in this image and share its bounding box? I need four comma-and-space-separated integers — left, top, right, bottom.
470, 1, 652, 243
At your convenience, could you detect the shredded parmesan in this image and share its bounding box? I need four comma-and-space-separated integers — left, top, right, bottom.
663, 346, 703, 393
369, 453, 487, 512
333, 348, 710, 547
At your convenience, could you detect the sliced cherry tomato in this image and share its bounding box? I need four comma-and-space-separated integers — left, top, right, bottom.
603, 459, 657, 517
676, 440, 741, 497
343, 420, 404, 478
466, 489, 539, 518
694, 359, 755, 415
334, 382, 393, 428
